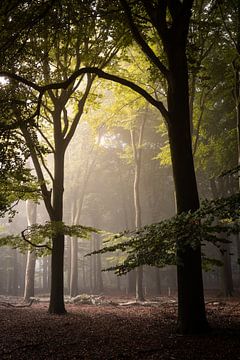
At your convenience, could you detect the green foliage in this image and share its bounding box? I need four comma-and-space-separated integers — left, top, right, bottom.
0, 128, 40, 218
0, 221, 99, 256
87, 193, 240, 275
201, 257, 223, 272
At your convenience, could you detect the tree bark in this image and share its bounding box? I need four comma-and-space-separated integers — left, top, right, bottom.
166, 40, 208, 333
220, 241, 234, 297
70, 237, 78, 297
42, 256, 50, 293
210, 177, 234, 296
95, 234, 103, 293
130, 117, 146, 302
48, 146, 66, 314
24, 200, 37, 302
127, 270, 136, 295
48, 233, 65, 313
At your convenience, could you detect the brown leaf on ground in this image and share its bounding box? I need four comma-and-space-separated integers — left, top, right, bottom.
0, 296, 240, 359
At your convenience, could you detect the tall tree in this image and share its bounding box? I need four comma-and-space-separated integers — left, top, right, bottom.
104, 0, 209, 334
130, 112, 147, 301
1, 1, 125, 313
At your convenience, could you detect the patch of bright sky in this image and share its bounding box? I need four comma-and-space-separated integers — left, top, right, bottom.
0, 77, 9, 86
99, 133, 127, 149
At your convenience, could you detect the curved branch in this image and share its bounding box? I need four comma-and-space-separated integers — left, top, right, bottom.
20, 124, 54, 219
1, 67, 169, 123
21, 229, 52, 251
119, 0, 169, 80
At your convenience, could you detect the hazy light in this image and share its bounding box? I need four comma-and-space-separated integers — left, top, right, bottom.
0, 77, 9, 86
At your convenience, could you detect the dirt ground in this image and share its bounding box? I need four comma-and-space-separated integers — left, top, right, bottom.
0, 296, 240, 359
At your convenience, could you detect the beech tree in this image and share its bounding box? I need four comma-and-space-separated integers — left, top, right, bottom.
95, 0, 209, 334
0, 1, 126, 313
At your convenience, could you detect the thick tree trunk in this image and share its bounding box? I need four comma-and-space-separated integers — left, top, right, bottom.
48, 148, 66, 314
169, 121, 207, 333
24, 200, 37, 302
167, 44, 208, 333
48, 233, 65, 313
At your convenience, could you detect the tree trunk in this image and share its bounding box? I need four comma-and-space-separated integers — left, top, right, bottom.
70, 237, 78, 297
95, 235, 103, 293
65, 237, 71, 294
136, 266, 144, 301
167, 43, 208, 334
210, 177, 234, 296
127, 270, 136, 295
130, 118, 146, 302
220, 242, 234, 297
24, 251, 36, 301
24, 200, 37, 302
49, 233, 65, 313
12, 250, 19, 296
48, 148, 66, 314
154, 267, 161, 295
42, 256, 50, 293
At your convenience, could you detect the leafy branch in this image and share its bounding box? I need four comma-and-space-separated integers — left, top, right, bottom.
0, 221, 99, 256
86, 193, 240, 275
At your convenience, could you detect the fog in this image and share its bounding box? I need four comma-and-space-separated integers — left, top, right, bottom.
0, 112, 239, 300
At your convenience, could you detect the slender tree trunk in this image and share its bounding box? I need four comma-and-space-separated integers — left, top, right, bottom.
90, 238, 94, 292
154, 267, 161, 295
70, 237, 78, 297
210, 178, 234, 296
42, 256, 49, 293
24, 200, 37, 302
127, 270, 136, 295
95, 234, 103, 293
65, 237, 71, 294
220, 242, 234, 297
136, 266, 144, 301
82, 257, 86, 291
12, 250, 19, 296
130, 117, 146, 302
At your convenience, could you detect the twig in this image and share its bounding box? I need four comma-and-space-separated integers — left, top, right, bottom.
0, 298, 35, 308
21, 229, 52, 251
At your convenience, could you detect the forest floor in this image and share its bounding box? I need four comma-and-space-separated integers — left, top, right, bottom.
0, 295, 240, 359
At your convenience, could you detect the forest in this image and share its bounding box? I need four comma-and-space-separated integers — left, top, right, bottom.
0, 0, 240, 358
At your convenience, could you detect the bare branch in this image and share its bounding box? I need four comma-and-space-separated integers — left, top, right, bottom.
21, 229, 52, 251
1, 67, 169, 123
